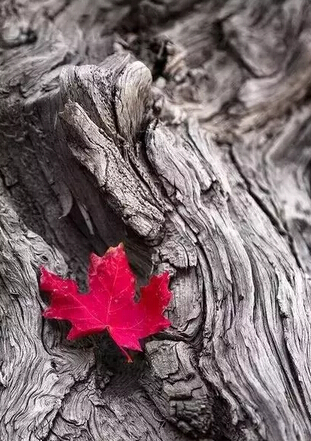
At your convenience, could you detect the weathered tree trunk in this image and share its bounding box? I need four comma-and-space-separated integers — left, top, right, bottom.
1, 1, 311, 440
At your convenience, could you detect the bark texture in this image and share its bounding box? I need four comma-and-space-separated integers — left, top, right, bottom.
1, 1, 311, 440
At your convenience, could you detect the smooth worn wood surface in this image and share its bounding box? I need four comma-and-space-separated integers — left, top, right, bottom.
1, 1, 311, 440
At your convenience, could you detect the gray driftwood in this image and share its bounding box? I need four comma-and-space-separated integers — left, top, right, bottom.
1, 1, 311, 440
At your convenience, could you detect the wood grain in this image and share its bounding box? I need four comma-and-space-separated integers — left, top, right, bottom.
1, 1, 311, 440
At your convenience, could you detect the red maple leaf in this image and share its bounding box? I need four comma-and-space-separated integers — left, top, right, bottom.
40, 244, 171, 361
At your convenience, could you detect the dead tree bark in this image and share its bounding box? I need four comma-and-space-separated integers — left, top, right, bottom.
1, 1, 311, 440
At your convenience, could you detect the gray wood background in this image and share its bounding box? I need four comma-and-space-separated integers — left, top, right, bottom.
1, 1, 311, 440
